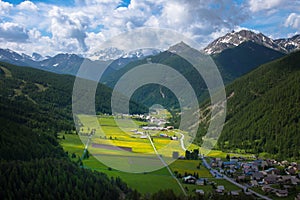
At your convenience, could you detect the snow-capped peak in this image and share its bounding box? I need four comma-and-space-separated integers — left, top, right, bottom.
204, 30, 287, 54
89, 47, 160, 61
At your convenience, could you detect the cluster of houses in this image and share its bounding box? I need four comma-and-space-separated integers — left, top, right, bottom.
130, 129, 148, 139
118, 113, 169, 126
210, 157, 300, 198
130, 127, 177, 140
182, 175, 241, 196
142, 126, 169, 131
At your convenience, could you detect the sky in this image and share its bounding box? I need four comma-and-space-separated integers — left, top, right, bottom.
0, 0, 299, 57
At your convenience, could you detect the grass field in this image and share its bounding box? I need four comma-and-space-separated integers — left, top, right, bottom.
60, 114, 246, 195
61, 133, 240, 195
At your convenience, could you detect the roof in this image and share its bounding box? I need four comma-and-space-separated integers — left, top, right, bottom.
276, 189, 288, 194
183, 175, 196, 181
217, 185, 225, 190
252, 172, 264, 179
195, 189, 204, 194
250, 180, 258, 186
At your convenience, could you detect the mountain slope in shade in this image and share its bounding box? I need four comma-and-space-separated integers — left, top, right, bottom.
101, 41, 285, 109
204, 30, 300, 54
197, 51, 300, 160
212, 41, 285, 80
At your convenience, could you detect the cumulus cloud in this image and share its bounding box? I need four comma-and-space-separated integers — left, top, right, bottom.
285, 13, 300, 29
0, 0, 12, 15
0, 0, 297, 57
248, 0, 300, 14
17, 1, 38, 11
0, 22, 29, 42
248, 0, 285, 12
48, 7, 89, 52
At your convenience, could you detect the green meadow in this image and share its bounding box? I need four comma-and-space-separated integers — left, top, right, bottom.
60, 115, 244, 195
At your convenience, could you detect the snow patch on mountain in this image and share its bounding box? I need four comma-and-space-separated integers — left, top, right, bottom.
204, 30, 299, 55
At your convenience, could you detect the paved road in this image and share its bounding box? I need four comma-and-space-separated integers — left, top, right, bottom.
201, 156, 272, 200
176, 131, 186, 151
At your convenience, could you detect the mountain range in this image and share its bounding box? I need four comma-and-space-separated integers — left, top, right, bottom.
204, 30, 300, 54
0, 30, 299, 78
100, 34, 285, 108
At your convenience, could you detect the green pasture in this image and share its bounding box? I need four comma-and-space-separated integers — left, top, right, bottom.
60, 114, 250, 195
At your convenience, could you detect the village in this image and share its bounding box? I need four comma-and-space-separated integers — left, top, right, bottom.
80, 112, 300, 199
181, 153, 300, 199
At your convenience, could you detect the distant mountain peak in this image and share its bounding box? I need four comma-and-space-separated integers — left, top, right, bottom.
31, 52, 45, 61
168, 41, 191, 53
203, 29, 299, 55
89, 47, 160, 61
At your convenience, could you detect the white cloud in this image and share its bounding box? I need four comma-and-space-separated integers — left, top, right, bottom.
285, 13, 300, 29
249, 0, 285, 12
0, 0, 12, 15
248, 0, 300, 14
0, 22, 29, 42
0, 0, 250, 56
17, 1, 38, 11
1, 0, 296, 57
48, 7, 89, 52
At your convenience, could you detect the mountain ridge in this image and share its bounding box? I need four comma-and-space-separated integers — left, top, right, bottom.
204, 30, 300, 54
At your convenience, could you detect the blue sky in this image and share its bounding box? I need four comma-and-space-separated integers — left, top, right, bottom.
0, 0, 299, 56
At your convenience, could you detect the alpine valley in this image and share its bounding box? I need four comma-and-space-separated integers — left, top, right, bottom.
1, 29, 300, 200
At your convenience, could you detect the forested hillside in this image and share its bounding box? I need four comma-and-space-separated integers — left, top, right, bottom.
197, 51, 300, 160
101, 42, 284, 109
0, 62, 145, 199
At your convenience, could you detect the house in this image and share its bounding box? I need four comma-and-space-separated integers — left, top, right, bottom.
215, 185, 225, 194
223, 161, 237, 169
291, 177, 300, 185
242, 163, 258, 175
171, 136, 178, 140
195, 189, 204, 195
252, 172, 264, 181
281, 160, 289, 165
280, 175, 292, 184
230, 157, 239, 162
217, 185, 225, 191
230, 191, 240, 196
160, 133, 168, 137
275, 190, 288, 197
263, 175, 277, 184
250, 180, 259, 187
236, 175, 246, 182
196, 178, 207, 186
287, 168, 296, 175
183, 176, 196, 184
262, 185, 273, 193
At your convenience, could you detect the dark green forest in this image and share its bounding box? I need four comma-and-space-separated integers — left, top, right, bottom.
0, 62, 143, 199
197, 51, 300, 160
